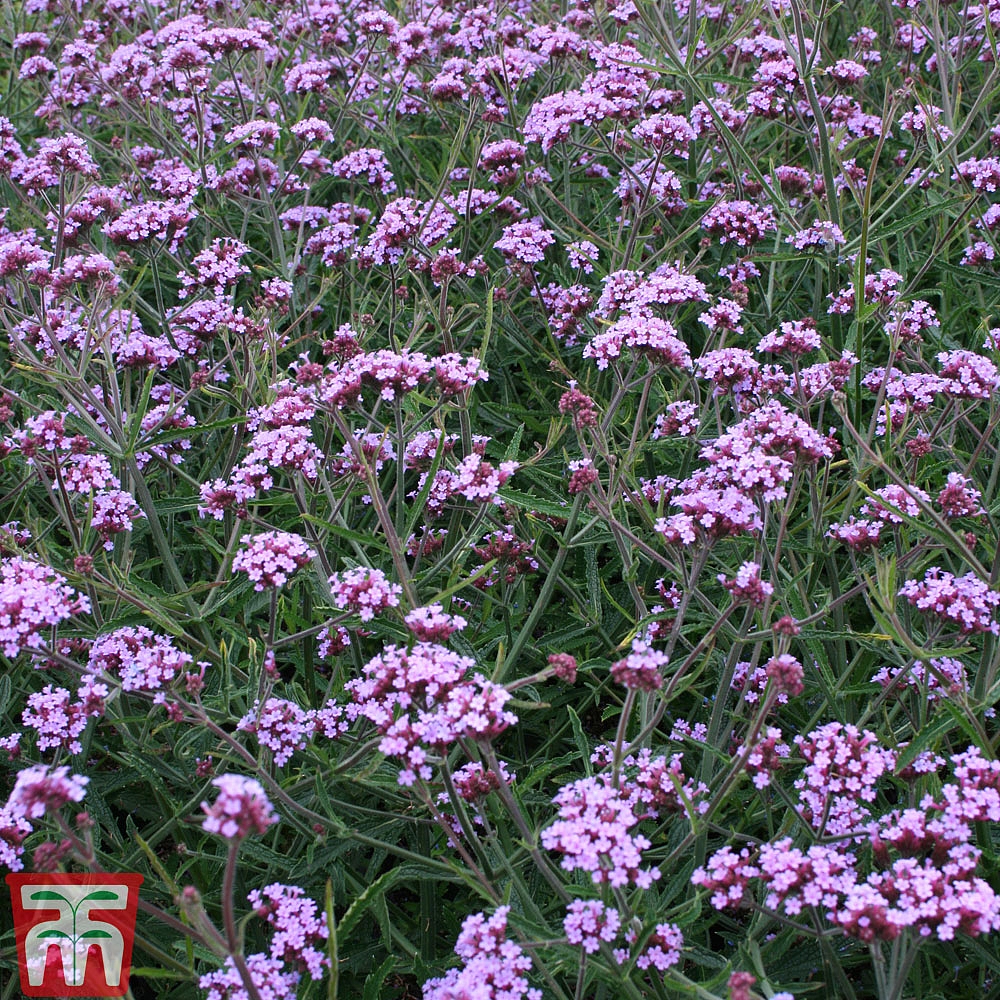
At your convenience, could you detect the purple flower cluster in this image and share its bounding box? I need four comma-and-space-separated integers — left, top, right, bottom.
232, 531, 316, 591
88, 625, 203, 702
344, 642, 518, 784
247, 883, 328, 978
610, 638, 668, 691
22, 675, 107, 755
0, 556, 90, 658
695, 745, 1000, 944
424, 907, 541, 1000
899, 568, 1000, 635
542, 774, 662, 888
327, 567, 402, 622
201, 774, 278, 841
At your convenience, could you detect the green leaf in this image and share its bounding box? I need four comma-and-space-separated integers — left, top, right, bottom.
894, 713, 957, 774
336, 866, 419, 944
30, 891, 69, 902
0, 673, 11, 718
498, 488, 571, 519
36, 929, 71, 938
566, 706, 593, 777
362, 954, 397, 1000
79, 929, 114, 939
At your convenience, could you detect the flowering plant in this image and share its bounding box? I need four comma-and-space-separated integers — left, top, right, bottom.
3, 0, 1000, 998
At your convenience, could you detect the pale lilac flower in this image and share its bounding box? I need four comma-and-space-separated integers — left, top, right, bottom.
936, 350, 1000, 399
699, 298, 744, 335
404, 604, 468, 642
872, 656, 967, 700
247, 883, 328, 979
91, 489, 144, 549
88, 626, 194, 695
719, 562, 773, 607
899, 569, 1000, 635
290, 118, 334, 143
201, 774, 277, 840
653, 400, 699, 438
565, 239, 599, 272
328, 567, 402, 621
937, 473, 984, 519
199, 953, 297, 1000
619, 922, 683, 970
331, 148, 396, 195
8, 764, 88, 820
233, 532, 315, 591
827, 517, 883, 551
494, 218, 555, 264
757, 319, 821, 355
564, 899, 621, 953
610, 638, 667, 691
765, 654, 804, 696
785, 220, 846, 251
22, 675, 106, 755
794, 722, 896, 835
828, 268, 903, 314
701, 200, 776, 247
423, 907, 541, 1000
542, 774, 662, 888
632, 112, 697, 157
224, 120, 279, 150
178, 239, 251, 299
0, 557, 90, 658
102, 198, 196, 253
584, 315, 692, 370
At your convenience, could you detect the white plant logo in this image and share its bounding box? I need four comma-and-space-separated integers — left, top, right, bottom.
18, 882, 131, 988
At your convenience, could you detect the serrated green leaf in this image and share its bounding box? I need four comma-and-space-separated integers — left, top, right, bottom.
566, 706, 593, 777
336, 866, 419, 944
362, 955, 397, 1000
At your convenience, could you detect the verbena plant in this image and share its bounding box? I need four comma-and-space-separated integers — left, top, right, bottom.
1, 0, 1000, 997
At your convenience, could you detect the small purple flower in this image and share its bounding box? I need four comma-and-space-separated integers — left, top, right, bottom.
899, 569, 1000, 635
564, 899, 621, 953
233, 531, 316, 591
201, 774, 278, 840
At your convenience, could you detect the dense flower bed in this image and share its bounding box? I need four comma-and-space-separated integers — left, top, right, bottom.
2, 0, 1000, 997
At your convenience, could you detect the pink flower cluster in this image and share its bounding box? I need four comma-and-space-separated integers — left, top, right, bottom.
718, 561, 773, 607
424, 907, 541, 1000
238, 698, 315, 766
695, 746, 1000, 944
563, 899, 621, 953
88, 626, 199, 699
404, 603, 468, 641
328, 567, 402, 621
541, 774, 662, 888
0, 556, 91, 658
232, 531, 316, 591
610, 638, 668, 691
22, 675, 107, 755
247, 883, 328, 979
1, 764, 90, 870
201, 774, 278, 840
344, 642, 518, 784
899, 568, 1000, 635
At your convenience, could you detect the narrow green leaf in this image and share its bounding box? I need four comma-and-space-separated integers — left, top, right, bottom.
362, 955, 397, 1000
566, 706, 593, 777
336, 866, 417, 944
